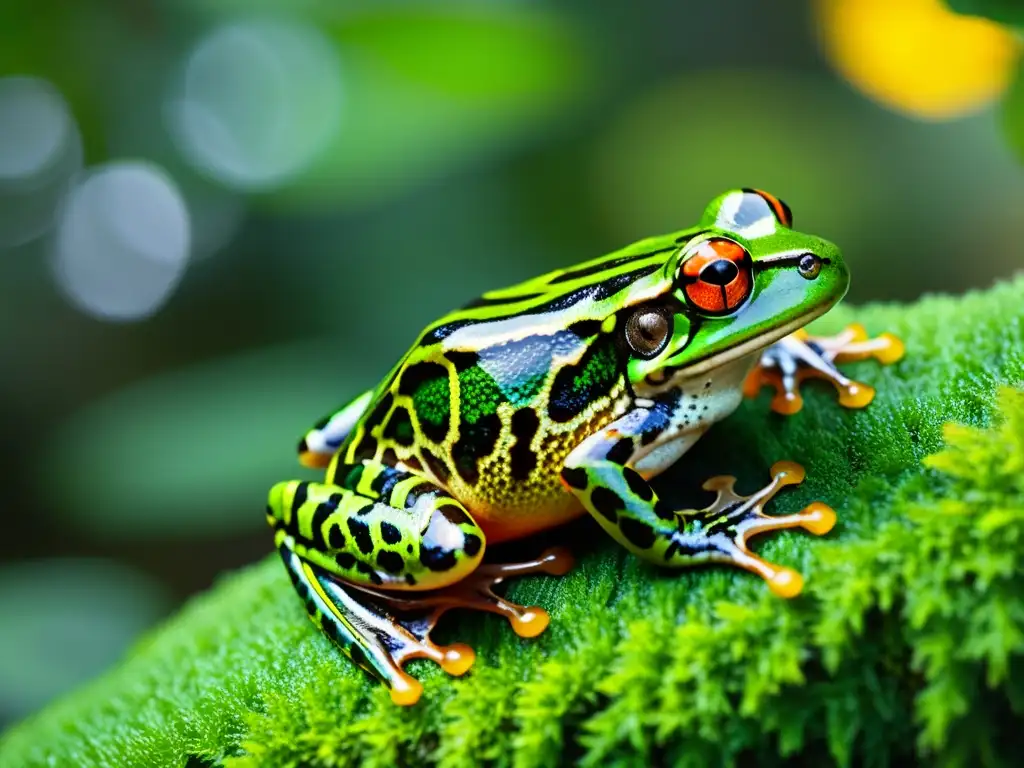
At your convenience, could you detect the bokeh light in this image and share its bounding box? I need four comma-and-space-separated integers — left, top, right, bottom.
814, 0, 1022, 120
166, 17, 344, 192
0, 76, 82, 248
51, 161, 191, 321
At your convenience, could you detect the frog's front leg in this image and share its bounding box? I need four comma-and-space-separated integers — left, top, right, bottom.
561, 410, 835, 597
744, 324, 904, 415
296, 389, 373, 468
268, 463, 570, 705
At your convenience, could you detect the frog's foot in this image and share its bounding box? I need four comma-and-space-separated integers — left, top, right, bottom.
743, 323, 904, 415
686, 461, 836, 598
337, 547, 573, 704
374, 547, 574, 639
281, 549, 469, 706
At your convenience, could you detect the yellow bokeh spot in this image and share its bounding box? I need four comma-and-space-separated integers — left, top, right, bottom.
814, 0, 1022, 120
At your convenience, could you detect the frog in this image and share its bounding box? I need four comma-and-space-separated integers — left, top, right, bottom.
266, 188, 903, 705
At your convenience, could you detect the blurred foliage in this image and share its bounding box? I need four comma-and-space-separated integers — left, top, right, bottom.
942, 0, 1024, 163
592, 69, 1024, 298
40, 342, 350, 538
2, 278, 1022, 766
1004, 65, 1024, 163
0, 559, 169, 724
947, 0, 1024, 25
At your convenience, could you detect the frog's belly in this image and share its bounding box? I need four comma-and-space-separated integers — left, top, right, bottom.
446, 399, 623, 544
455, 446, 592, 544
633, 351, 758, 477
474, 495, 586, 543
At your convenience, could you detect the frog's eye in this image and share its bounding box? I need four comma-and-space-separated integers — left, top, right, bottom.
744, 189, 792, 228
624, 306, 673, 359
679, 238, 753, 315
710, 189, 792, 238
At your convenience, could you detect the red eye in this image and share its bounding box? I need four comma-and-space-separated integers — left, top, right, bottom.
680, 238, 752, 315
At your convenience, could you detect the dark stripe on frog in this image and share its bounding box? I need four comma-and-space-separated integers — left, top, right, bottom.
548, 334, 623, 423
382, 405, 415, 447
546, 246, 677, 285
509, 407, 540, 481
308, 500, 337, 548
421, 318, 474, 345
521, 265, 663, 318
381, 447, 400, 469
568, 319, 603, 339
290, 482, 309, 515
451, 412, 501, 485
419, 264, 662, 347
421, 447, 451, 484
361, 392, 393, 432
351, 434, 377, 462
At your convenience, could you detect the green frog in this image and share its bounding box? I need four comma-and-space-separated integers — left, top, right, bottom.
267, 189, 903, 705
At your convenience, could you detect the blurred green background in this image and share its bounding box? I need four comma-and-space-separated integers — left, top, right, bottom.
0, 0, 1021, 729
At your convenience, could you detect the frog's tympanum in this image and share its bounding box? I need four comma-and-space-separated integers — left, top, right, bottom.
267, 189, 903, 704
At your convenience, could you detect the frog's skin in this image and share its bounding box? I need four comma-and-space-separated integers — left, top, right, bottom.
267, 189, 903, 705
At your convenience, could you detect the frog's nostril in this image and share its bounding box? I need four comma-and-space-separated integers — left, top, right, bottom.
701, 259, 739, 286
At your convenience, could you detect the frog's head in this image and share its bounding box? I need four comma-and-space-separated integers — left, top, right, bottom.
625, 189, 849, 388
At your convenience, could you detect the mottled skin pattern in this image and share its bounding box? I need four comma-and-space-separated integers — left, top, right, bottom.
267, 189, 903, 704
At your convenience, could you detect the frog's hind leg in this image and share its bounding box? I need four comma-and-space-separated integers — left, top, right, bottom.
744, 324, 904, 415
268, 467, 573, 705
276, 544, 472, 705
367, 548, 575, 641
268, 473, 486, 704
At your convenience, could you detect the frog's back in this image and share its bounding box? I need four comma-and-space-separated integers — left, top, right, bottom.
342, 230, 688, 540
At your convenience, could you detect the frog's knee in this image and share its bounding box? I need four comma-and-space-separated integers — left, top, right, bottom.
404, 502, 485, 588
267, 480, 303, 526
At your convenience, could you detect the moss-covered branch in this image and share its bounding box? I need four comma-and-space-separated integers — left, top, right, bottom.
3, 278, 1024, 768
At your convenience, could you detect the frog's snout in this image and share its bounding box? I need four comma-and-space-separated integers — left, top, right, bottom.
813, 239, 850, 304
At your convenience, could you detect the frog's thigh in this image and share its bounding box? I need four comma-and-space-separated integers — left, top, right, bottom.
268, 478, 485, 591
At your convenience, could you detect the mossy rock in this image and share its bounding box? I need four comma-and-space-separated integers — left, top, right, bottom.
2, 278, 1024, 768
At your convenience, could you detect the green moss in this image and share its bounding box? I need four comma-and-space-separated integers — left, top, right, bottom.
3, 278, 1024, 768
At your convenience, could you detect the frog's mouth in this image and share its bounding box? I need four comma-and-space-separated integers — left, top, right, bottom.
646, 302, 833, 386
